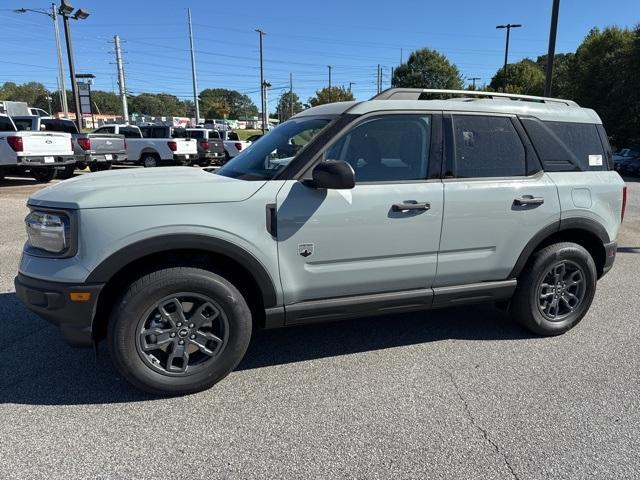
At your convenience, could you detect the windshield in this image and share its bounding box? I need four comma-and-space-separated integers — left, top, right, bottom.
217, 116, 332, 180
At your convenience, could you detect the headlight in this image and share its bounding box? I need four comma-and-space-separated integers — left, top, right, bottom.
25, 210, 71, 253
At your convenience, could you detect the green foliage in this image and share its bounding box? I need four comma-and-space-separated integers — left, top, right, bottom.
535, 53, 575, 99
277, 91, 303, 121
90, 90, 121, 115
199, 88, 258, 120
308, 86, 354, 106
129, 93, 188, 117
392, 48, 463, 89
0, 81, 52, 112
489, 59, 546, 95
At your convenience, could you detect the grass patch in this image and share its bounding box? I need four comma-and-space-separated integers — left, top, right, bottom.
237, 129, 262, 140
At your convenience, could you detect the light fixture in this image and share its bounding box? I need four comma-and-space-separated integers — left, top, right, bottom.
58, 1, 74, 16
73, 8, 89, 20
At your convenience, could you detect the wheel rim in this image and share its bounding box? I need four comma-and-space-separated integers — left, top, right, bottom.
144, 157, 156, 168
136, 293, 229, 376
536, 260, 587, 321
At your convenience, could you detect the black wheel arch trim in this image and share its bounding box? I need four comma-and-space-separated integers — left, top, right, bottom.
509, 217, 610, 278
85, 234, 278, 308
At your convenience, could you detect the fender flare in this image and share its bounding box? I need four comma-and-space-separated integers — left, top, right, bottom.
509, 217, 610, 278
85, 233, 278, 308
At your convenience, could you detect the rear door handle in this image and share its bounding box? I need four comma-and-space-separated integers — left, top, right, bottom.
392, 201, 431, 212
513, 195, 544, 206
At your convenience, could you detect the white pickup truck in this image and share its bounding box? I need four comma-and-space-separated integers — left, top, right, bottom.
94, 124, 197, 168
0, 114, 74, 182
214, 130, 249, 162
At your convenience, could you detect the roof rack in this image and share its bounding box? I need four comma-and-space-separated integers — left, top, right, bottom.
371, 88, 579, 107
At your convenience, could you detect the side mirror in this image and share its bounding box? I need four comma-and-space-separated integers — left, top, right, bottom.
310, 160, 355, 189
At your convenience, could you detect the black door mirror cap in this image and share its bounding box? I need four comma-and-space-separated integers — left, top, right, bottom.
309, 160, 355, 190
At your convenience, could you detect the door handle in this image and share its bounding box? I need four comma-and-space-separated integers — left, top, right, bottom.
513, 195, 544, 206
392, 201, 431, 212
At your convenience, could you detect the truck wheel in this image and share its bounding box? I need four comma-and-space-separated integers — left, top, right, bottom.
511, 242, 597, 336
142, 154, 159, 168
31, 167, 57, 183
224, 151, 231, 163
57, 164, 76, 179
76, 161, 87, 171
199, 159, 211, 167
104, 162, 113, 170
108, 267, 252, 396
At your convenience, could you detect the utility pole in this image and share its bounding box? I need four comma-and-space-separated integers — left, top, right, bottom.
328, 65, 332, 89
348, 81, 355, 92
496, 23, 522, 92
544, 0, 561, 97
468, 76, 481, 90
187, 8, 200, 125
263, 80, 271, 129
400, 48, 403, 64
113, 35, 129, 123
60, 1, 82, 128
51, 4, 68, 116
256, 28, 266, 133
289, 72, 293, 118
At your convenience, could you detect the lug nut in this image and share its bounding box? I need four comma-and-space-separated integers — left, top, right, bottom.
189, 323, 194, 328
190, 334, 196, 339
176, 322, 182, 327
179, 340, 185, 345
170, 332, 176, 338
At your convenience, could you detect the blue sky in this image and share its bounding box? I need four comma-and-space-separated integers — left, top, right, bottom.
1, 0, 638, 111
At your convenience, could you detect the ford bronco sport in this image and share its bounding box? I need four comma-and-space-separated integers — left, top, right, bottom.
15, 89, 626, 395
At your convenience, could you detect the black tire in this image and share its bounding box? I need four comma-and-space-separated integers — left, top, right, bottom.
89, 162, 101, 173
141, 154, 159, 168
76, 161, 87, 171
511, 242, 597, 336
199, 158, 211, 167
224, 151, 231, 163
57, 164, 76, 179
108, 267, 252, 396
31, 167, 56, 183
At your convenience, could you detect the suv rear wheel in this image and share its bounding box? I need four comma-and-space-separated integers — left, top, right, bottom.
31, 167, 56, 183
108, 267, 252, 395
511, 242, 597, 336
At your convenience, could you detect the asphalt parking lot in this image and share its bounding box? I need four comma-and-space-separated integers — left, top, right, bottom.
1, 173, 639, 480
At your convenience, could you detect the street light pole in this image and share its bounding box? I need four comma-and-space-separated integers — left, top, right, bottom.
496, 23, 522, 92
544, 0, 561, 97
256, 28, 266, 134
187, 8, 200, 125
14, 5, 69, 117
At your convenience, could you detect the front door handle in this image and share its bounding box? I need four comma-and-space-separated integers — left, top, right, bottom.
392, 201, 431, 212
513, 196, 544, 207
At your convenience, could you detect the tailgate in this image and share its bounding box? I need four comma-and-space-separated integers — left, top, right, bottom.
209, 139, 224, 154
175, 138, 198, 155
86, 134, 126, 153
20, 132, 72, 156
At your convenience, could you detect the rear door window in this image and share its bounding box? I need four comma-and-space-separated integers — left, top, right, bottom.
227, 132, 240, 141
120, 127, 141, 138
42, 119, 77, 134
450, 115, 526, 178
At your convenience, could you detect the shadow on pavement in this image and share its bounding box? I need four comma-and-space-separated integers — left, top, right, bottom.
0, 292, 533, 406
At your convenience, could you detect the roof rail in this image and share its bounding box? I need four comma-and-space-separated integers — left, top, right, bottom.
371, 88, 579, 107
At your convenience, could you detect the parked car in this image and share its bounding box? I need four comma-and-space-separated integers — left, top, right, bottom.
215, 130, 249, 162
613, 148, 640, 175
15, 88, 625, 395
185, 128, 225, 166
0, 114, 74, 182
93, 124, 197, 167
12, 116, 126, 178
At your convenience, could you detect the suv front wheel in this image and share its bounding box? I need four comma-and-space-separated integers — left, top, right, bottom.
511, 242, 597, 336
108, 267, 252, 395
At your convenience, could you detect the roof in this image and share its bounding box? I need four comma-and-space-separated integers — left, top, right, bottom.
294, 89, 601, 125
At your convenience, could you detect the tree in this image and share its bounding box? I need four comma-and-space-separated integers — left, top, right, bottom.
198, 88, 258, 120
392, 48, 463, 89
308, 86, 354, 107
489, 59, 545, 95
535, 53, 575, 99
129, 93, 186, 116
90, 90, 121, 115
570, 26, 638, 146
277, 91, 303, 121
0, 81, 52, 111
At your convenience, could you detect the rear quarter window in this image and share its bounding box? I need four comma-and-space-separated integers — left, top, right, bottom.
521, 118, 608, 172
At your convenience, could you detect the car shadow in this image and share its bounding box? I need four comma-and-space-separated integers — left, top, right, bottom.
0, 292, 534, 406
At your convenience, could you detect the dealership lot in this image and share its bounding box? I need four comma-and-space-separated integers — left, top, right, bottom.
1, 175, 639, 479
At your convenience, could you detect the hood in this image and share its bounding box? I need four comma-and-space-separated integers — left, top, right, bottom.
28, 167, 266, 209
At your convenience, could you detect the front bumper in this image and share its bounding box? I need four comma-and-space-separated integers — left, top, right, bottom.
14, 273, 104, 347
17, 155, 75, 167
602, 241, 617, 277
